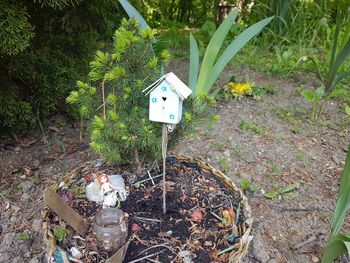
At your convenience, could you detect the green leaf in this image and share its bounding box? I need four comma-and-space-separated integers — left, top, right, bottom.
322, 233, 350, 263
189, 33, 199, 96
331, 143, 350, 235
118, 0, 149, 29
195, 10, 239, 96
264, 192, 278, 199
345, 105, 350, 117
93, 115, 104, 129
284, 192, 299, 198
331, 71, 350, 90
206, 16, 274, 96
301, 90, 314, 102
314, 86, 325, 102
280, 184, 297, 193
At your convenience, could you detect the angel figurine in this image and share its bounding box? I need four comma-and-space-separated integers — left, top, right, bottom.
98, 173, 119, 208
86, 173, 129, 207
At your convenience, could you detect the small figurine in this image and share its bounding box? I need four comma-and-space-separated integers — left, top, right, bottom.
98, 173, 119, 208
85, 173, 128, 206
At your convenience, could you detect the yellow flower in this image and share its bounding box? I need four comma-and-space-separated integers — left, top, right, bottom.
224, 82, 252, 98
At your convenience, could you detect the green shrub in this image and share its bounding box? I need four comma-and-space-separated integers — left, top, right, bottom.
0, 2, 35, 55
0, 86, 34, 133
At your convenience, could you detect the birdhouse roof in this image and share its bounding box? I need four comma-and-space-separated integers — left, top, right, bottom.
143, 72, 192, 100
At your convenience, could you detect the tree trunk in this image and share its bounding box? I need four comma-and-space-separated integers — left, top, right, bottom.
134, 148, 142, 174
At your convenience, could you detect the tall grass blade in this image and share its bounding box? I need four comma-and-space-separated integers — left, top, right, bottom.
205, 16, 273, 95
340, 15, 350, 51
189, 33, 199, 96
118, 0, 149, 29
331, 71, 350, 90
195, 10, 238, 96
322, 233, 350, 263
328, 38, 350, 89
328, 6, 341, 86
331, 143, 350, 236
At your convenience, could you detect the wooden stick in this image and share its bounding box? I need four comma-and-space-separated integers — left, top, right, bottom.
134, 216, 162, 223
147, 171, 156, 185
162, 124, 168, 215
44, 187, 89, 236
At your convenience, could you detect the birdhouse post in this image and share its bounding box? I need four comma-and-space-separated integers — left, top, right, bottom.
143, 72, 192, 214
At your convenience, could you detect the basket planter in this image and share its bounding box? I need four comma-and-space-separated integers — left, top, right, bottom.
43, 154, 252, 263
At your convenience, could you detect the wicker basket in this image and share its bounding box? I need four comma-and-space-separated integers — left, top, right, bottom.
43, 155, 253, 263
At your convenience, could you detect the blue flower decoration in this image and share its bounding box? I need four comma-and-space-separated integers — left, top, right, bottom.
151, 97, 157, 103
161, 86, 167, 92
169, 114, 175, 120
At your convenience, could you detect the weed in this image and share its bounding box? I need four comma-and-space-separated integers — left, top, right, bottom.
219, 157, 230, 173
232, 145, 245, 157
16, 183, 24, 190
264, 183, 299, 200
239, 119, 265, 135
210, 138, 229, 152
291, 126, 301, 134
251, 84, 279, 100
0, 190, 9, 198
16, 231, 31, 240
240, 178, 258, 194
268, 160, 282, 175
295, 149, 309, 167
70, 184, 85, 198
53, 226, 68, 243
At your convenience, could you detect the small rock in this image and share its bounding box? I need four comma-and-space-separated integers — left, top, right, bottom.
223, 150, 231, 157
204, 241, 213, 246
0, 253, 11, 262
311, 255, 319, 262
32, 218, 42, 232
267, 259, 278, 263
2, 233, 16, 246
14, 147, 21, 152
251, 235, 270, 262
29, 258, 40, 263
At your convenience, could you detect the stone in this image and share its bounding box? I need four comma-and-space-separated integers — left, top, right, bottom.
32, 218, 42, 233
29, 258, 40, 263
0, 253, 11, 262
251, 234, 270, 262
2, 232, 16, 246
223, 149, 231, 157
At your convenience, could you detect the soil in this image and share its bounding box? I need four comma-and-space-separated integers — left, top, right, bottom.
0, 59, 349, 263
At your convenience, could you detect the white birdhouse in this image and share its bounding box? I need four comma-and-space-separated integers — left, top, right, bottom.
143, 72, 192, 124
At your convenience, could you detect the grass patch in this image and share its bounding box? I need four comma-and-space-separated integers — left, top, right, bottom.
239, 119, 265, 135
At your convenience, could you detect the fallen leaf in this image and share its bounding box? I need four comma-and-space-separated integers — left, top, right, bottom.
191, 210, 203, 222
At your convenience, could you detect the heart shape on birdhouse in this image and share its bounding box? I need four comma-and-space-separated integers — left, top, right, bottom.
162, 97, 167, 101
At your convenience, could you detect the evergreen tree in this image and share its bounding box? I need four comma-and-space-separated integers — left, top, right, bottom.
67, 18, 172, 173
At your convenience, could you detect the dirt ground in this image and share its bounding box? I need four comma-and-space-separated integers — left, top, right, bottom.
0, 59, 349, 263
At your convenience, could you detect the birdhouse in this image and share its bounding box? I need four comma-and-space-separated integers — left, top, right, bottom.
143, 72, 192, 124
